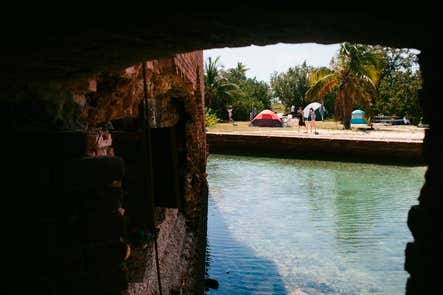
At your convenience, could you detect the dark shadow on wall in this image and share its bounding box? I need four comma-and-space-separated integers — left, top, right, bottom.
205, 193, 287, 295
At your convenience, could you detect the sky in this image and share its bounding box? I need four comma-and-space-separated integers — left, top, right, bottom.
203, 42, 341, 83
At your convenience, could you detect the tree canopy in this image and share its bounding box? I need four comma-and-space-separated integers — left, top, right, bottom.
270, 62, 311, 112
306, 43, 383, 129
372, 46, 422, 124
204, 58, 271, 121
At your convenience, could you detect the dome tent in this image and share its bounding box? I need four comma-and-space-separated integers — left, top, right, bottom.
303, 102, 326, 121
251, 110, 283, 127
350, 109, 367, 124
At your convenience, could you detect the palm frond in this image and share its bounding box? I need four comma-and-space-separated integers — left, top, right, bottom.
305, 73, 338, 102
308, 67, 332, 86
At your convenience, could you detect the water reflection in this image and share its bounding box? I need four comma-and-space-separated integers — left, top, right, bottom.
206, 154, 425, 295
334, 174, 381, 251
206, 191, 287, 294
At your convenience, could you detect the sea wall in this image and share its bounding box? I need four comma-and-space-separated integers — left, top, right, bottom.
206, 133, 423, 165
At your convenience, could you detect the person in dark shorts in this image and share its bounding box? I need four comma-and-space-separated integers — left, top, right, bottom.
298, 107, 308, 133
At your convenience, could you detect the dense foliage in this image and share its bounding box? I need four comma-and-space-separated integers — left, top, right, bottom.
205, 107, 218, 127
372, 47, 422, 124
204, 60, 271, 121
306, 43, 383, 129
270, 62, 312, 112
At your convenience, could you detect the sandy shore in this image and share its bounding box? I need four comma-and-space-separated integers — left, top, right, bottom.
207, 121, 425, 143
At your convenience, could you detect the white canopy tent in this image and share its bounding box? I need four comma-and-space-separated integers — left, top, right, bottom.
303, 102, 326, 120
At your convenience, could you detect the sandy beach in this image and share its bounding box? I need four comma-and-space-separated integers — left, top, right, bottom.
207, 121, 425, 143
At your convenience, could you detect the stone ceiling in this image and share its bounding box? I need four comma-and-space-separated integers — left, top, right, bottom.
0, 10, 435, 93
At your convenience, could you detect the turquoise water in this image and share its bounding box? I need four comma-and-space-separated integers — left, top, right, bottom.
205, 154, 426, 295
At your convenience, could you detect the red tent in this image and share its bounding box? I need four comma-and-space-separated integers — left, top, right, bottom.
251, 110, 283, 127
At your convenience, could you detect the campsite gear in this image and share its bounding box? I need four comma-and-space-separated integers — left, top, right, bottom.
303, 102, 325, 121
350, 109, 367, 124
251, 110, 283, 127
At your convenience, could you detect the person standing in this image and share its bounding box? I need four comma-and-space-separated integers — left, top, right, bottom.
308, 108, 318, 134
290, 105, 296, 118
250, 105, 257, 121
298, 107, 308, 133
227, 105, 234, 123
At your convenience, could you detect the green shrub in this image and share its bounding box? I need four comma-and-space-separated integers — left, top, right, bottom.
205, 107, 218, 127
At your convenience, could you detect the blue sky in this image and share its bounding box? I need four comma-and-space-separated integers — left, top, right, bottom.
204, 43, 341, 83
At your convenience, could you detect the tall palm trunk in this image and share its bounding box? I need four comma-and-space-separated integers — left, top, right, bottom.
341, 98, 351, 129
338, 84, 353, 129
343, 111, 351, 129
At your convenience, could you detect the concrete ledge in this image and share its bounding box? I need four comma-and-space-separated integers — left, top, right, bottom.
206, 133, 424, 165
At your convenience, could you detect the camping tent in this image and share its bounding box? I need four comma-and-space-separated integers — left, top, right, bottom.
251, 110, 283, 127
350, 109, 367, 124
303, 102, 326, 121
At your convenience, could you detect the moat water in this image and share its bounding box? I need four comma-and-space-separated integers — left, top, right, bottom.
205, 154, 426, 295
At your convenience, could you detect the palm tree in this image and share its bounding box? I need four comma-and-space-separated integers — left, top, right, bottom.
204, 56, 222, 108
305, 43, 383, 129
204, 57, 241, 118
227, 62, 249, 81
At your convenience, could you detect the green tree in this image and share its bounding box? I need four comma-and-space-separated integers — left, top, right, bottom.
204, 56, 221, 108
204, 58, 272, 121
270, 62, 312, 112
371, 47, 422, 124
306, 66, 335, 118
306, 43, 383, 129
204, 57, 240, 119
221, 64, 271, 121
225, 62, 249, 81
244, 78, 272, 110
232, 77, 271, 120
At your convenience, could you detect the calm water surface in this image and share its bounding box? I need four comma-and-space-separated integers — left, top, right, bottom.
205, 154, 426, 295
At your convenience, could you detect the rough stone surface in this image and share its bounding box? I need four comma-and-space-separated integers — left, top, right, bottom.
0, 11, 434, 86
404, 48, 442, 295
5, 50, 208, 295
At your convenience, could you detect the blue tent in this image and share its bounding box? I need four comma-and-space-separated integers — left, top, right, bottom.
350, 109, 367, 124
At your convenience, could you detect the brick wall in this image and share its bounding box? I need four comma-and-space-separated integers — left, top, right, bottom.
6, 49, 208, 294
174, 51, 204, 98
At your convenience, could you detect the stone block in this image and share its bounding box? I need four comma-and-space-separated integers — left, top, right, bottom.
10, 130, 88, 160
83, 214, 126, 243
82, 187, 123, 214
58, 156, 125, 189
83, 241, 129, 270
